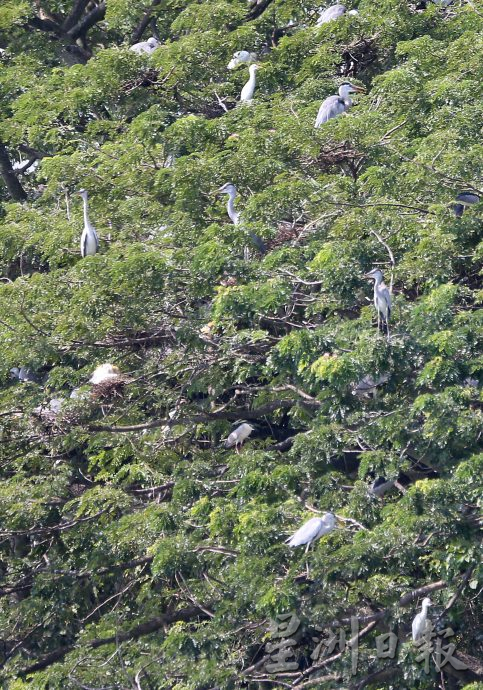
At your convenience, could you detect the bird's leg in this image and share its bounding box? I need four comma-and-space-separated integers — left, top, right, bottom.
377, 311, 381, 333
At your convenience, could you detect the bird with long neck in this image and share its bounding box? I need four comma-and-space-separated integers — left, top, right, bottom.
412, 598, 432, 641
239, 64, 261, 103
315, 82, 365, 127
77, 189, 99, 258
217, 183, 266, 255
364, 268, 391, 340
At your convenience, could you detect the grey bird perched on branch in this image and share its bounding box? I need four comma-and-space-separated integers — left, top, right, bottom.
452, 191, 480, 218
315, 82, 365, 127
364, 268, 391, 340
217, 183, 267, 255
10, 366, 39, 383
286, 512, 340, 553
316, 4, 359, 25
76, 189, 99, 258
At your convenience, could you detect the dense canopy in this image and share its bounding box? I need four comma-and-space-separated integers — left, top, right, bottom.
0, 0, 482, 688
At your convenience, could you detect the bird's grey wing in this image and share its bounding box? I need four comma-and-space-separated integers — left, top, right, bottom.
224, 432, 236, 448
453, 203, 464, 218
81, 230, 88, 258
382, 286, 391, 313
248, 231, 267, 254
315, 96, 345, 127
286, 518, 322, 546
94, 229, 99, 252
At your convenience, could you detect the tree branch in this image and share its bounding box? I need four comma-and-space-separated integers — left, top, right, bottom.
67, 1, 106, 39
0, 142, 27, 201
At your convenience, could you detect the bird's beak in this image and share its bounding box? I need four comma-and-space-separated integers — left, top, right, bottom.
352, 85, 366, 93
335, 517, 345, 528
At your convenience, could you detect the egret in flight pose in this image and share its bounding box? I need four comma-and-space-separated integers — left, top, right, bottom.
412, 598, 432, 641
217, 183, 267, 254
315, 82, 365, 127
228, 51, 257, 70
76, 189, 99, 258
130, 37, 160, 55
224, 422, 254, 452
286, 512, 338, 553
240, 64, 262, 103
317, 4, 358, 25
364, 268, 391, 340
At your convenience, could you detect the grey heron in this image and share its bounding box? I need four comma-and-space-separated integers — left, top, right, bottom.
316, 4, 359, 25
352, 373, 389, 398
228, 50, 257, 70
217, 183, 267, 254
89, 363, 121, 385
76, 189, 99, 258
240, 64, 262, 103
452, 191, 480, 218
314, 82, 365, 127
224, 422, 254, 452
10, 366, 39, 383
412, 598, 432, 641
364, 268, 391, 340
369, 476, 395, 498
286, 512, 339, 553
130, 37, 160, 55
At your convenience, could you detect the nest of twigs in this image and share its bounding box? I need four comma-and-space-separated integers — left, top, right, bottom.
266, 221, 306, 250
90, 378, 126, 400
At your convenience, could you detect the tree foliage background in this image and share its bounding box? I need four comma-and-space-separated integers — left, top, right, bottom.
0, 0, 482, 688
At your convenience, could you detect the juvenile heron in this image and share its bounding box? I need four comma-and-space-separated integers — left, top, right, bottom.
412, 598, 432, 641
240, 64, 262, 103
228, 50, 257, 70
130, 37, 160, 55
364, 268, 391, 340
286, 512, 338, 553
76, 189, 99, 258
217, 183, 267, 254
316, 4, 358, 25
89, 363, 121, 385
315, 82, 365, 127
224, 422, 254, 452
452, 191, 480, 218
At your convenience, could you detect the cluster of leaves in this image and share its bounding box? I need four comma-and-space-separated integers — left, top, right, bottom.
0, 0, 481, 689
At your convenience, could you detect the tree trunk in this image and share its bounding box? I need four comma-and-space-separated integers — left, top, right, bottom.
0, 143, 27, 201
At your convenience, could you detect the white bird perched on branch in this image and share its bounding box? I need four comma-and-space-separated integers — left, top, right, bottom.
364, 268, 392, 340
240, 64, 262, 103
130, 37, 160, 55
286, 512, 339, 553
412, 597, 432, 641
228, 50, 257, 70
315, 82, 365, 127
224, 422, 254, 452
316, 4, 358, 25
89, 363, 121, 385
76, 189, 99, 258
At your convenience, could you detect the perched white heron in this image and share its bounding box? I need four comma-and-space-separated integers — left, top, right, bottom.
316, 4, 358, 25
10, 366, 38, 383
89, 363, 121, 385
315, 82, 365, 127
286, 512, 339, 553
369, 476, 395, 498
217, 183, 267, 253
228, 50, 257, 70
453, 191, 480, 218
412, 598, 432, 641
240, 64, 262, 103
364, 268, 391, 339
76, 189, 99, 258
130, 37, 160, 55
224, 422, 254, 452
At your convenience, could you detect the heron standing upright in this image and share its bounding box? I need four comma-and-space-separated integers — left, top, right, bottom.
412, 598, 432, 641
217, 183, 267, 254
240, 64, 262, 103
364, 268, 391, 340
315, 82, 365, 127
77, 189, 99, 258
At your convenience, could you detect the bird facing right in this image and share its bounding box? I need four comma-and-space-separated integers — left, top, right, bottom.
364, 268, 391, 339
286, 512, 338, 553
315, 82, 365, 127
412, 597, 432, 641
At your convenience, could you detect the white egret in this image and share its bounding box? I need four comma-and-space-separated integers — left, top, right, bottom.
315, 82, 365, 127
224, 422, 254, 452
286, 512, 338, 553
412, 598, 432, 641
364, 268, 391, 340
316, 4, 358, 25
453, 191, 480, 218
240, 64, 262, 103
76, 189, 99, 258
228, 50, 257, 70
369, 476, 395, 498
217, 183, 267, 254
130, 37, 160, 55
89, 363, 121, 385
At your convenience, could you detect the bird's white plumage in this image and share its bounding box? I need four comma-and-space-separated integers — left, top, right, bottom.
364, 268, 391, 337
224, 423, 254, 448
240, 64, 261, 103
130, 37, 160, 55
315, 83, 364, 127
228, 50, 257, 70
78, 189, 99, 258
412, 597, 432, 641
89, 363, 121, 385
286, 512, 337, 547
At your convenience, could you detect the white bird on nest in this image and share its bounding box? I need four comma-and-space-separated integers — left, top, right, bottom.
89, 363, 121, 385
224, 423, 254, 452
412, 597, 432, 641
130, 37, 160, 55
